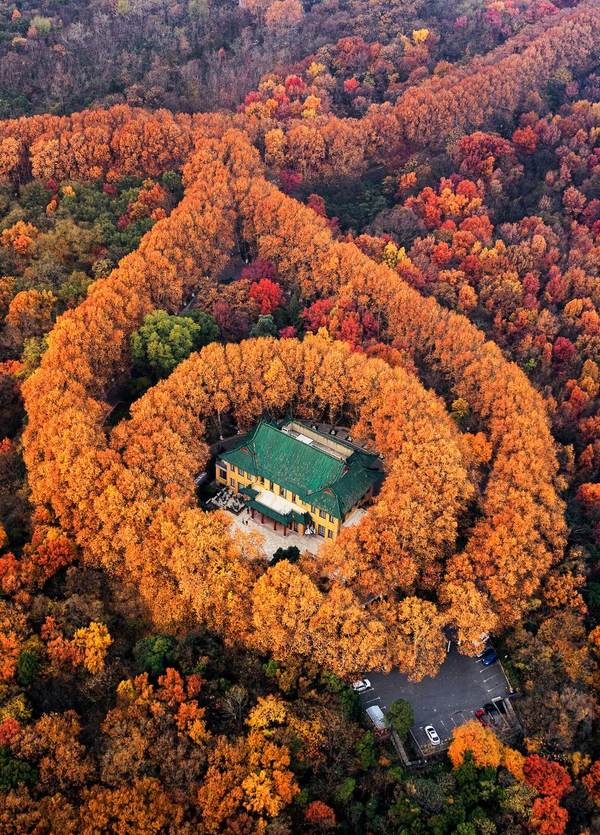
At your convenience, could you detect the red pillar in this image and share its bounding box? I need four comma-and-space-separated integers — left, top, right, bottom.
283, 526, 287, 537
273, 521, 277, 531
251, 508, 254, 519
260, 513, 264, 523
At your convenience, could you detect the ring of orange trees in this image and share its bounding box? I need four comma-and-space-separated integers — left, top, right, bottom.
21, 130, 566, 679
99, 334, 472, 677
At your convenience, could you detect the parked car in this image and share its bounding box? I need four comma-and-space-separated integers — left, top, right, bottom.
351, 679, 372, 693
481, 648, 499, 666
474, 709, 489, 726
476, 641, 492, 658
484, 703, 502, 725
425, 725, 441, 745
366, 705, 386, 731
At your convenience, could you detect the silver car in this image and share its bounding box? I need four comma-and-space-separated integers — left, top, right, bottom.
351, 678, 372, 693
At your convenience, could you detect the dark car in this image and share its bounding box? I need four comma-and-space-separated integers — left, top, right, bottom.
481, 648, 499, 666
484, 703, 502, 725
474, 709, 489, 726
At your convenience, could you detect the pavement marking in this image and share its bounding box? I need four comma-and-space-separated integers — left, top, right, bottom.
364, 696, 381, 705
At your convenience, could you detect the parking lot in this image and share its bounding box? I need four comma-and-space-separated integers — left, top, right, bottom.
359, 641, 515, 759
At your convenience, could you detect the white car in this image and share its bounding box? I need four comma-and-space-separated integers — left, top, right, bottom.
425, 725, 441, 745
366, 705, 386, 731
351, 678, 372, 693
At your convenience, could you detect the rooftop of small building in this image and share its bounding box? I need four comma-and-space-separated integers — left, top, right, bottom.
219, 418, 382, 518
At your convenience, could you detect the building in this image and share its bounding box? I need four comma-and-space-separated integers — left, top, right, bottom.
215, 419, 382, 541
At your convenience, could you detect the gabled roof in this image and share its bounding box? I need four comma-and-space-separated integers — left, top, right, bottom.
220, 420, 381, 518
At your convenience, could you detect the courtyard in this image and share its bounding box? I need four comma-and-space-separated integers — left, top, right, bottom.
221, 496, 368, 560
228, 505, 321, 557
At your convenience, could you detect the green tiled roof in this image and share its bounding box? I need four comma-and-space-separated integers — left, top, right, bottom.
220, 421, 381, 518
245, 498, 310, 529
292, 509, 312, 526
246, 498, 292, 527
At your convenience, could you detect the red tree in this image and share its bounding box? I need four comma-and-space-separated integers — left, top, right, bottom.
582, 760, 600, 807
240, 260, 277, 284
301, 298, 335, 333
524, 755, 572, 799
513, 124, 539, 154
529, 796, 568, 835
552, 337, 576, 364
304, 800, 336, 829
249, 279, 284, 315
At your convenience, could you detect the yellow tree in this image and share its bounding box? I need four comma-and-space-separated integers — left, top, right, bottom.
72, 622, 113, 674
448, 719, 504, 769
308, 583, 388, 676
251, 560, 323, 659
375, 597, 447, 681
80, 777, 184, 835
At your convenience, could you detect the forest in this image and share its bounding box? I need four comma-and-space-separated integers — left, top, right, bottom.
0, 0, 600, 833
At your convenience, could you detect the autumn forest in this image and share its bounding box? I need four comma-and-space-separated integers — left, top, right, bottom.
0, 0, 600, 832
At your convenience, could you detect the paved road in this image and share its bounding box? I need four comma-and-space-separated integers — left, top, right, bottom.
359, 642, 513, 756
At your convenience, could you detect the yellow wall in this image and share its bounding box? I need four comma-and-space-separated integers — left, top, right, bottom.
216, 458, 355, 540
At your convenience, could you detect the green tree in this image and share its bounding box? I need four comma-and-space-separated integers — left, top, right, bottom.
133, 635, 176, 677
189, 308, 221, 346
0, 746, 38, 790
161, 170, 183, 201
386, 699, 414, 742
355, 731, 377, 770
17, 336, 48, 380
270, 545, 301, 565
56, 270, 93, 310
250, 314, 277, 338
274, 293, 302, 333
30, 16, 52, 36
16, 651, 39, 687
131, 310, 217, 381
334, 777, 356, 802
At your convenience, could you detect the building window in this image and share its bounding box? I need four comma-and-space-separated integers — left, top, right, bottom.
311, 505, 315, 513
230, 478, 236, 488
278, 485, 284, 496
293, 522, 299, 532
269, 481, 274, 491
327, 529, 333, 539
328, 514, 334, 523
218, 468, 227, 480
237, 467, 244, 476
318, 524, 325, 537
259, 476, 265, 485
292, 493, 297, 503
319, 508, 325, 518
